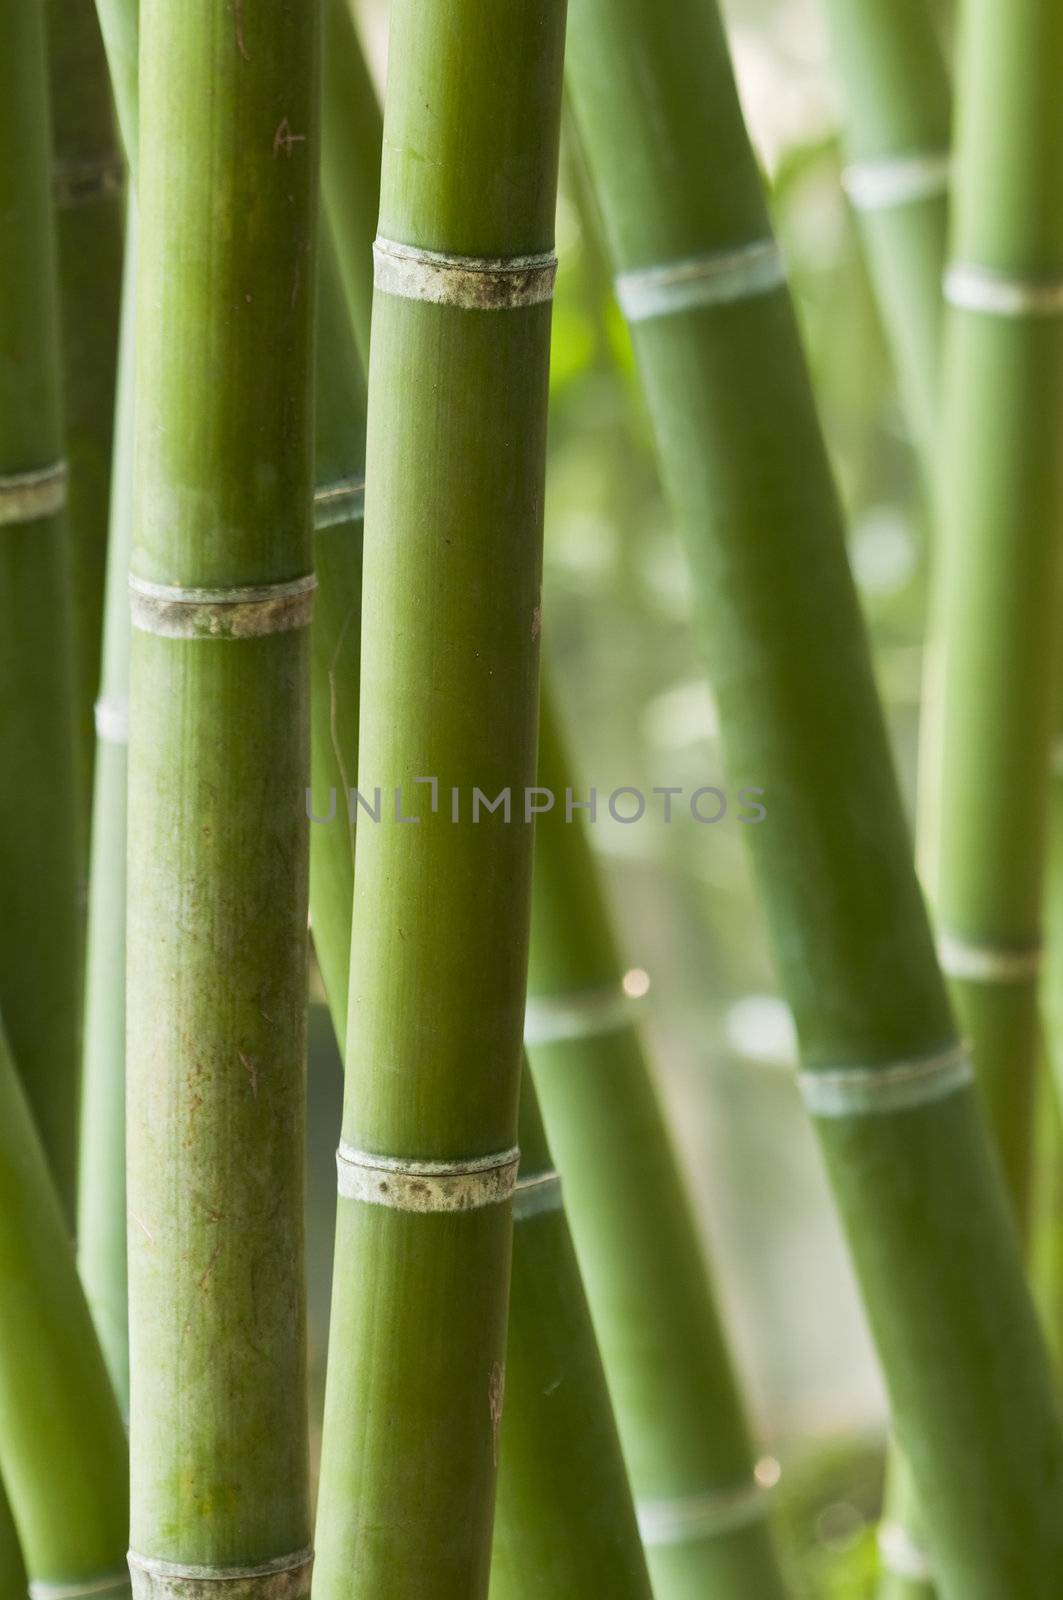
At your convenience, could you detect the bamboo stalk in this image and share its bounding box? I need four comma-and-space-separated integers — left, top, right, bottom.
46, 0, 125, 812
0, 0, 82, 1226
78, 207, 135, 1414
313, 0, 566, 1590
0, 1014, 130, 1597
321, 0, 380, 370
564, 0, 1063, 1592
126, 0, 317, 1590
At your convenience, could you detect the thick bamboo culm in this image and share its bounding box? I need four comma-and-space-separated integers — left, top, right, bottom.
0, 1016, 130, 1597
46, 0, 124, 811
126, 0, 317, 1592
0, 0, 83, 1226
564, 0, 1063, 1594
312, 0, 567, 1591
78, 211, 135, 1414
527, 694, 791, 1599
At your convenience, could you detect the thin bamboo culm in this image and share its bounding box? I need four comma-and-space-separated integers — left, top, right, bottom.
126, 0, 317, 1593
564, 0, 1063, 1593
312, 0, 567, 1590
46, 0, 124, 811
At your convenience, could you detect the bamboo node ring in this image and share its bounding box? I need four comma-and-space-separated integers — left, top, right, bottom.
877, 1520, 934, 1583
126, 1547, 313, 1598
94, 694, 130, 746
615, 239, 786, 323
944, 262, 1063, 317
29, 1574, 132, 1600
636, 1475, 770, 1548
0, 460, 68, 526
512, 1168, 563, 1222
128, 574, 317, 640
336, 1142, 521, 1213
796, 1040, 973, 1118
313, 476, 365, 531
523, 982, 634, 1047
841, 151, 950, 213
373, 237, 557, 311
936, 930, 1042, 984
53, 152, 126, 209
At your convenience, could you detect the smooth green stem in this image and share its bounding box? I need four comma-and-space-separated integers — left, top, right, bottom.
126, 0, 317, 1586
564, 0, 1063, 1593
78, 207, 135, 1415
313, 0, 566, 1591
0, 0, 82, 1226
46, 0, 125, 814
321, 0, 380, 368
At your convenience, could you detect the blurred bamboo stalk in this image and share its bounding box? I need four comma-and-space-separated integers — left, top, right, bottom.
126, 0, 317, 1591
312, 0, 566, 1588
0, 0, 82, 1225
564, 0, 1063, 1592
46, 0, 124, 813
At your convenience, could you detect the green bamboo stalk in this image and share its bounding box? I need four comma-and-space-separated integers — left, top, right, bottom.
526, 692, 791, 1597
0, 1014, 129, 1597
313, 0, 566, 1590
46, 0, 125, 812
0, 0, 82, 1227
126, 0, 318, 1590
78, 207, 135, 1414
0, 1492, 27, 1598
564, 0, 1063, 1593
321, 0, 380, 369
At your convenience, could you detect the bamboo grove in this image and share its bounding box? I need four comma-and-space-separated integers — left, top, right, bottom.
2, 0, 1063, 1597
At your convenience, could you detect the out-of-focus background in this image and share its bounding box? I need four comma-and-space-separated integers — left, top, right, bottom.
308, 3, 953, 1593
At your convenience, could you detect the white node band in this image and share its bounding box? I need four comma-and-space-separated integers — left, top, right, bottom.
512, 1168, 563, 1222
29, 1574, 131, 1600
937, 931, 1042, 984
797, 1041, 973, 1118
877, 1521, 934, 1583
127, 1548, 312, 1599
129, 574, 316, 640
336, 1142, 520, 1213
313, 477, 365, 531
615, 239, 786, 323
842, 151, 950, 213
636, 1478, 769, 1549
945, 262, 1063, 317
524, 984, 633, 1047
53, 153, 126, 209
374, 238, 557, 311
95, 695, 129, 746
0, 460, 68, 526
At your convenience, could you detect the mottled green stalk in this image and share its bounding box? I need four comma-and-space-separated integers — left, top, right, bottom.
78, 210, 135, 1414
526, 694, 790, 1597
0, 0, 82, 1225
313, 0, 566, 1592
0, 1016, 129, 1596
126, 0, 317, 1590
565, 1, 1063, 1593
46, 0, 124, 810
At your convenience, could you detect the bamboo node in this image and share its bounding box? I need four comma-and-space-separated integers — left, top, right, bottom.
945, 262, 1063, 317
336, 1142, 520, 1213
512, 1167, 563, 1222
126, 1547, 312, 1598
636, 1475, 771, 1548
936, 931, 1042, 984
523, 982, 635, 1046
0, 460, 67, 526
842, 151, 950, 213
53, 152, 126, 209
29, 1574, 131, 1600
95, 695, 130, 746
877, 1520, 934, 1583
314, 476, 365, 531
128, 574, 317, 640
615, 240, 786, 323
796, 1040, 973, 1118
373, 237, 557, 311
